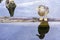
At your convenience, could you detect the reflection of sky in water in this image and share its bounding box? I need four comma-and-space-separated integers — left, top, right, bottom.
0, 0, 60, 18
0, 22, 60, 40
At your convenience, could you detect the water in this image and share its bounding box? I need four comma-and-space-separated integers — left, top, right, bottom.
0, 22, 60, 40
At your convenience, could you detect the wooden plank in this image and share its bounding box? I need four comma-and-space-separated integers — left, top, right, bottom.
0, 17, 60, 23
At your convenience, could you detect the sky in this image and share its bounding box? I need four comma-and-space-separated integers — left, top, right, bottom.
0, 0, 60, 18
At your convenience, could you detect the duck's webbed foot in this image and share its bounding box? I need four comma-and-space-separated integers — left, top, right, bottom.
44, 18, 48, 21
39, 17, 43, 21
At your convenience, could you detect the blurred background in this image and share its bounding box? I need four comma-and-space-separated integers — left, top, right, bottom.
0, 0, 60, 40
0, 0, 60, 18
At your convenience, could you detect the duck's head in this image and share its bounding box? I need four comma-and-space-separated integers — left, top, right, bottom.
38, 5, 49, 16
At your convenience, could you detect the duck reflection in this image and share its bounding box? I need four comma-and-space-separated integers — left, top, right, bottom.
0, 0, 3, 3
6, 0, 16, 17
37, 19, 50, 39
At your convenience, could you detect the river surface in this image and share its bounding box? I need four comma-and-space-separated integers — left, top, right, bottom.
0, 22, 60, 40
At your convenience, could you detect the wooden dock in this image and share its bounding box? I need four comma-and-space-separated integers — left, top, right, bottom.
0, 17, 60, 23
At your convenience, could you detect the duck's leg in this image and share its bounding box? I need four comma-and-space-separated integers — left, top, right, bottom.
44, 15, 48, 21
39, 17, 43, 21
44, 17, 48, 21
44, 9, 49, 21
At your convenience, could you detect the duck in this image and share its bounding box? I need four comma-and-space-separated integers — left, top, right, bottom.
6, 0, 16, 17
37, 5, 49, 21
